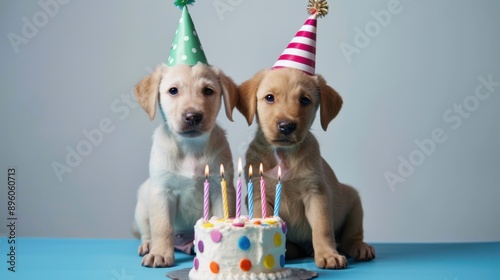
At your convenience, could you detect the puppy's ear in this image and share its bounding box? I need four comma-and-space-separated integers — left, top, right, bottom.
214, 68, 239, 122
316, 74, 343, 131
237, 70, 268, 125
134, 65, 165, 121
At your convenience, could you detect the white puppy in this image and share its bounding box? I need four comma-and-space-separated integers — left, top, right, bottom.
133, 63, 237, 267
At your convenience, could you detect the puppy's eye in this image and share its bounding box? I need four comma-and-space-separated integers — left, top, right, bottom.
168, 87, 178, 95
299, 97, 311, 106
203, 87, 214, 96
265, 94, 275, 103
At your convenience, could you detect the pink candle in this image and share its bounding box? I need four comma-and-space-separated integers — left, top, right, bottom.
259, 163, 266, 218
204, 164, 210, 221
236, 158, 242, 218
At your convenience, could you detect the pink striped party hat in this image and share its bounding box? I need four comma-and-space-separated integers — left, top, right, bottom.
272, 0, 329, 76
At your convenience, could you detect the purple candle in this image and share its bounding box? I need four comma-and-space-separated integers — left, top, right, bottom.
204, 164, 210, 221
259, 163, 266, 218
236, 158, 242, 218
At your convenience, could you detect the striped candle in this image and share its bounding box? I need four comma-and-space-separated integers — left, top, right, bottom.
220, 164, 229, 220
203, 165, 210, 221
259, 163, 266, 218
236, 158, 242, 218
247, 165, 254, 219
274, 166, 282, 217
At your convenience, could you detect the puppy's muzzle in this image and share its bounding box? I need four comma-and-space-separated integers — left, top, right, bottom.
184, 112, 203, 127
278, 121, 297, 136
179, 111, 205, 138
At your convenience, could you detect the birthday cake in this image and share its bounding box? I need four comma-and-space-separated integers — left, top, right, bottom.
188, 216, 290, 280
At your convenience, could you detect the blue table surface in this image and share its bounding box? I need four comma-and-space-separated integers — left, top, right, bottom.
1, 238, 499, 280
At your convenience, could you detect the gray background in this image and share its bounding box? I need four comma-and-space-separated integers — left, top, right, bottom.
1, 0, 499, 242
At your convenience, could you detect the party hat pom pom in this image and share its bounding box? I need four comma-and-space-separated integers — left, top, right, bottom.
174, 0, 195, 8
307, 0, 329, 18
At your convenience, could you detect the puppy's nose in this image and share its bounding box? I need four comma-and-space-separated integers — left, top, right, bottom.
278, 122, 296, 136
184, 112, 203, 126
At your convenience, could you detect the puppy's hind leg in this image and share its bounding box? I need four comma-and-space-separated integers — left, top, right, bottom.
338, 190, 375, 261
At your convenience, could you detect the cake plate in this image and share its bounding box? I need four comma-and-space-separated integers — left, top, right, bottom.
167, 267, 318, 280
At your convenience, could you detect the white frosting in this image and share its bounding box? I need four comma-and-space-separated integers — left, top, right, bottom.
188, 267, 292, 280
189, 216, 289, 280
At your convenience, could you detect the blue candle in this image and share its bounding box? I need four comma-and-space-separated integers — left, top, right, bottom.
274, 166, 282, 217
247, 165, 254, 219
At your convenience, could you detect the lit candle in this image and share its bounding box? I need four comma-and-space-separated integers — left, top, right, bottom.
236, 158, 242, 218
204, 164, 210, 221
259, 163, 266, 218
247, 165, 254, 219
220, 164, 229, 220
274, 166, 282, 217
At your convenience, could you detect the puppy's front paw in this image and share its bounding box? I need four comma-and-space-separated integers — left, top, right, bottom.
347, 242, 376, 261
141, 253, 174, 268
314, 250, 347, 269
138, 242, 150, 256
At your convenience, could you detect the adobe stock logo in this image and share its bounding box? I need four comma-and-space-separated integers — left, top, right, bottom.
111, 268, 135, 280
50, 65, 155, 183
213, 0, 244, 21
339, 0, 410, 63
7, 0, 72, 54
385, 74, 500, 192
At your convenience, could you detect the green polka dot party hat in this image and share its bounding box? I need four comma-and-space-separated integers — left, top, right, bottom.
167, 0, 208, 66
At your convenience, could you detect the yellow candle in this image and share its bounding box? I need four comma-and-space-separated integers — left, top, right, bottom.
220, 164, 229, 220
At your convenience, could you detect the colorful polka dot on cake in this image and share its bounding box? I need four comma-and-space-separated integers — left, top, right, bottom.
210, 261, 219, 274
263, 254, 275, 269
197, 240, 204, 253
240, 258, 252, 271
202, 222, 213, 228
238, 236, 251, 250
264, 218, 278, 225
193, 258, 199, 270
274, 232, 282, 247
210, 230, 222, 243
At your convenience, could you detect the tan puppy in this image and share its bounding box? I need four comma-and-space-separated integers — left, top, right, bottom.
237, 68, 375, 269
133, 63, 237, 267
